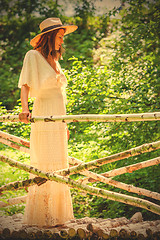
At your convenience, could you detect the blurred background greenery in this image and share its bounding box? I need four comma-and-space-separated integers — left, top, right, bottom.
0, 0, 160, 220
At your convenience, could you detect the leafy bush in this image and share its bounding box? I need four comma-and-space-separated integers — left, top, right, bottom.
1, 52, 160, 219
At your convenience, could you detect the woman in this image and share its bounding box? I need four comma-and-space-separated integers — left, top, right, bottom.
18, 18, 78, 227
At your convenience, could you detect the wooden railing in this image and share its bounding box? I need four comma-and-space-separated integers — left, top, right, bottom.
0, 112, 160, 123
0, 113, 160, 215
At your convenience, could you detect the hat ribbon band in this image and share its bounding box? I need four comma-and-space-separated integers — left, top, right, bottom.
41, 24, 63, 33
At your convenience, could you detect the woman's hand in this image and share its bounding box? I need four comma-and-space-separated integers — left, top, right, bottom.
19, 111, 32, 124
19, 84, 31, 124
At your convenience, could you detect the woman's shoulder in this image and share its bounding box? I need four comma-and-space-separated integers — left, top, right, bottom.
23, 50, 43, 65
25, 49, 38, 58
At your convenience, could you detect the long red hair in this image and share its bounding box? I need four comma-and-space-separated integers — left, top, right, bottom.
33, 28, 66, 60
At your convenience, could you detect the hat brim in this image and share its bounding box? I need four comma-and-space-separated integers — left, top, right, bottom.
30, 25, 78, 47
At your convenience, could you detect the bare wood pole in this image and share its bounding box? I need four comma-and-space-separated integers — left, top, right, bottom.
0, 154, 160, 215
58, 140, 160, 201
0, 112, 160, 123
79, 156, 160, 182
0, 196, 26, 208
1, 133, 160, 200
0, 130, 30, 148
1, 157, 160, 200
0, 138, 30, 154
1, 130, 159, 177
1, 131, 160, 200
102, 157, 160, 178
1, 133, 159, 177
78, 164, 160, 200
0, 131, 160, 173
0, 133, 75, 166
1, 131, 160, 173
68, 157, 160, 200
57, 141, 160, 176
1, 131, 159, 176
0, 177, 47, 195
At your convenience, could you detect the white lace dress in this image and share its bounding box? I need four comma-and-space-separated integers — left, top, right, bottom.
18, 50, 74, 227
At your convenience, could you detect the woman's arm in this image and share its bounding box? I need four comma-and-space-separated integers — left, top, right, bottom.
19, 84, 32, 124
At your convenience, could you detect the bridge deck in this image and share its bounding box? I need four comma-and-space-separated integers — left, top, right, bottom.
0, 212, 160, 239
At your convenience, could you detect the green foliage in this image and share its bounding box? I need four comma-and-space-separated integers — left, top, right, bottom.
74, 0, 96, 29
0, 0, 160, 220
66, 0, 160, 220
110, 0, 160, 111
66, 57, 108, 115
0, 100, 33, 139
0, 0, 109, 108
0, 146, 29, 215
0, 0, 64, 109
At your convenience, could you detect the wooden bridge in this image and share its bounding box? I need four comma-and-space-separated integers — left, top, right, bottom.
0, 112, 160, 239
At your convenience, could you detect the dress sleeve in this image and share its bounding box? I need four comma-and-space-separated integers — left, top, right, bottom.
18, 50, 39, 91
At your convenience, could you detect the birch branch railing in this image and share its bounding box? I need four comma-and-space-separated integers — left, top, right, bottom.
0, 112, 160, 123
80, 156, 160, 183
56, 141, 160, 176
0, 154, 160, 215
1, 132, 159, 189
1, 131, 160, 200
0, 113, 160, 215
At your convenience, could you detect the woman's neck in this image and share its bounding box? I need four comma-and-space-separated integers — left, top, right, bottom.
35, 48, 60, 74
47, 54, 60, 74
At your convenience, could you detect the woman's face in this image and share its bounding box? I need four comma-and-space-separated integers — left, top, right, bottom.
55, 29, 65, 51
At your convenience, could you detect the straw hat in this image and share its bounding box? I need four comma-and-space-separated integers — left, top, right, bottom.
30, 17, 78, 47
